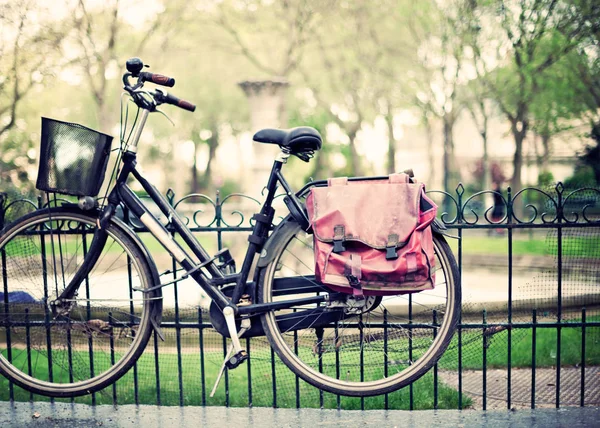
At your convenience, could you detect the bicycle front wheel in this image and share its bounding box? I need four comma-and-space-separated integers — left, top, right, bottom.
258, 221, 460, 397
0, 208, 159, 397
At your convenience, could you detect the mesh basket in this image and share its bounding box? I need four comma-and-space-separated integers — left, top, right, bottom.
36, 117, 113, 197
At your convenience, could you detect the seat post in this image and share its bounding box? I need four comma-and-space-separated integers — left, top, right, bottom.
275, 149, 291, 164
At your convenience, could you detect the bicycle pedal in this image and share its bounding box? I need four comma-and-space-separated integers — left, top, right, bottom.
225, 350, 248, 370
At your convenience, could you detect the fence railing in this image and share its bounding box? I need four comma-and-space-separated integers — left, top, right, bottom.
0, 183, 598, 410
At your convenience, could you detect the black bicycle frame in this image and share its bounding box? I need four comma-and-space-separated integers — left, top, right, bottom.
57, 147, 326, 317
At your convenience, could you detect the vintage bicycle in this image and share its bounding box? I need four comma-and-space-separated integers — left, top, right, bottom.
0, 58, 460, 398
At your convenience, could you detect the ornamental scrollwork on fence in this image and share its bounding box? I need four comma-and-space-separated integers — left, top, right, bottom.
425, 182, 600, 226
1, 181, 599, 230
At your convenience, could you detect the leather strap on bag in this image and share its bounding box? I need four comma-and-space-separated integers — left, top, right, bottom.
345, 254, 363, 297
333, 225, 346, 253
328, 177, 348, 186
386, 233, 399, 260
389, 173, 410, 183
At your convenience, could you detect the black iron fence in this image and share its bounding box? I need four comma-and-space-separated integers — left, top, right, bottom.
0, 183, 598, 410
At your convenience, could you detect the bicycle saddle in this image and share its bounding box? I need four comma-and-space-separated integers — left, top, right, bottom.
253, 127, 322, 153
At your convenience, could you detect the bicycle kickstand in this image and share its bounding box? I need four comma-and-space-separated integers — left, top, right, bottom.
209, 309, 250, 397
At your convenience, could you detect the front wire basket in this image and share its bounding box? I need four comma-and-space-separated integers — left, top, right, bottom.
36, 117, 113, 197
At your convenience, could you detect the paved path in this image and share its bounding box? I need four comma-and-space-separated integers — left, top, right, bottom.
0, 401, 599, 427
439, 367, 600, 410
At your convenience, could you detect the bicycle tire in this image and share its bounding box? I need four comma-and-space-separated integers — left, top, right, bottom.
0, 207, 160, 397
258, 220, 460, 397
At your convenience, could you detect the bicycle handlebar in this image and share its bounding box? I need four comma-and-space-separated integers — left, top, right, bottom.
123, 57, 195, 113
158, 90, 196, 112
139, 71, 175, 87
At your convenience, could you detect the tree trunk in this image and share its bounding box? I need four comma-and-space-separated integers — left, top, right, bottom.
348, 129, 362, 176
310, 146, 327, 179
425, 117, 435, 186
442, 115, 458, 215
540, 133, 551, 174
191, 140, 199, 194
480, 128, 493, 209
385, 111, 396, 174
509, 119, 528, 193
203, 128, 219, 190
198, 125, 219, 192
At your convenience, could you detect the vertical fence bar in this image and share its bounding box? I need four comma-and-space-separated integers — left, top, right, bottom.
270, 346, 277, 408
153, 330, 161, 405
109, 312, 117, 405
408, 294, 413, 410
556, 193, 563, 409
66, 325, 74, 402
294, 320, 300, 409
25, 308, 33, 401
172, 256, 184, 407
82, 231, 96, 406
507, 187, 513, 410
433, 310, 438, 410
317, 327, 323, 408
580, 308, 586, 407
335, 321, 341, 410
531, 309, 537, 409
41, 207, 55, 397
198, 309, 206, 406
246, 337, 252, 407
384, 310, 388, 410
1, 248, 14, 401
126, 256, 139, 405
126, 255, 138, 404
457, 228, 463, 410
359, 315, 364, 411
482, 309, 487, 411
223, 336, 230, 407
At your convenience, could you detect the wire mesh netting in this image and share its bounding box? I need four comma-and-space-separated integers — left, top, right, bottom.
36, 118, 113, 197
0, 186, 598, 410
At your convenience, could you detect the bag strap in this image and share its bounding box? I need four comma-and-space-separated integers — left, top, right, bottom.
328, 177, 348, 186
386, 233, 400, 260
332, 225, 346, 253
328, 174, 409, 186
389, 173, 410, 183
345, 254, 363, 297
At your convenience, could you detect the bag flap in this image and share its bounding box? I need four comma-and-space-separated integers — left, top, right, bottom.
307, 174, 436, 249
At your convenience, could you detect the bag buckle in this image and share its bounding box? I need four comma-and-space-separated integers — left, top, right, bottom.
386, 234, 399, 260
333, 239, 346, 253
346, 274, 361, 288
386, 246, 399, 260
333, 225, 346, 253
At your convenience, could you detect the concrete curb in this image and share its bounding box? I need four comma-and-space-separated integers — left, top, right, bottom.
1, 401, 599, 427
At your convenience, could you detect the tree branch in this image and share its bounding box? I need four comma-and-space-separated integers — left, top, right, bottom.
215, 6, 278, 76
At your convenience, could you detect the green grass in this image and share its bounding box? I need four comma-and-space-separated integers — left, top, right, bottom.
439, 323, 600, 370
0, 346, 470, 409
447, 235, 599, 258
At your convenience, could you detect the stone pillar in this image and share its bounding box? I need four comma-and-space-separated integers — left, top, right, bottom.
238, 79, 289, 197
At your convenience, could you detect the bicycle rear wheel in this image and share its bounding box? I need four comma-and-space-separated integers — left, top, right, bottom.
0, 208, 159, 397
258, 220, 460, 397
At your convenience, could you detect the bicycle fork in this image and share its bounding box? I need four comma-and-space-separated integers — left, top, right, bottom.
51, 205, 115, 313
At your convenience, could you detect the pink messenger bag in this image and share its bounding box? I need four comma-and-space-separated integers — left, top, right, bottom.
306, 172, 438, 296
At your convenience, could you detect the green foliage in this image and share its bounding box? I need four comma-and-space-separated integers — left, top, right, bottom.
564, 165, 597, 188
537, 171, 554, 188
0, 128, 37, 198
1, 0, 599, 197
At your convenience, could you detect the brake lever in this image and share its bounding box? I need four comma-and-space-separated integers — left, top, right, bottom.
155, 108, 174, 126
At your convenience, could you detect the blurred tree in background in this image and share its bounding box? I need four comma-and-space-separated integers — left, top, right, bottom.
1, 0, 599, 198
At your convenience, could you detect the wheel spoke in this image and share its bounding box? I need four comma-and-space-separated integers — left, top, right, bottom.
259, 223, 460, 396
0, 210, 154, 397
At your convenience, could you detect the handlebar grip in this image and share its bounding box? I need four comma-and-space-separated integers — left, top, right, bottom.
164, 92, 196, 112
140, 72, 175, 87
